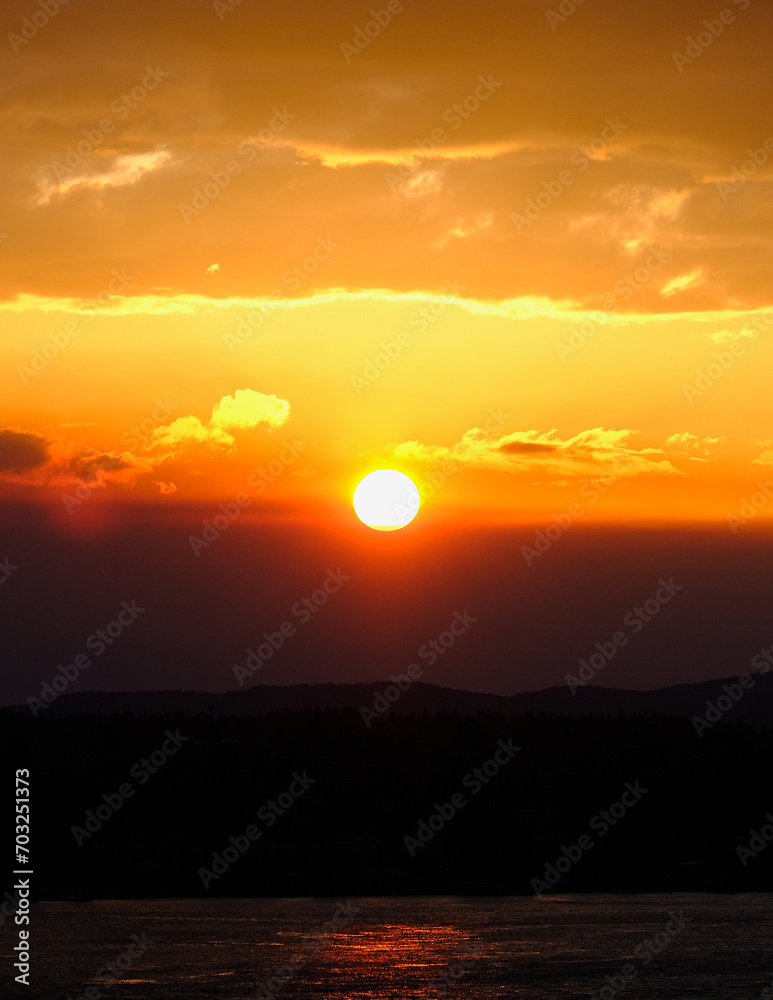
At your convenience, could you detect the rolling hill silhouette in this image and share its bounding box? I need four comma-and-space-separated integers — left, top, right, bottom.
11, 672, 773, 724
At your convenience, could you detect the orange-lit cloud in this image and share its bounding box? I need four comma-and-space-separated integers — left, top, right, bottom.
147, 389, 290, 458
0, 387, 290, 495
36, 149, 174, 204
661, 268, 705, 297
290, 140, 520, 170
664, 432, 724, 460
210, 389, 290, 430
0, 427, 150, 488
153, 480, 178, 495
393, 427, 680, 479
707, 326, 757, 344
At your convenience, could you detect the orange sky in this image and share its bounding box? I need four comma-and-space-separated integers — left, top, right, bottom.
2, 0, 773, 531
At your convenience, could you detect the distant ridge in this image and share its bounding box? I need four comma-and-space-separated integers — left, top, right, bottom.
7, 673, 773, 724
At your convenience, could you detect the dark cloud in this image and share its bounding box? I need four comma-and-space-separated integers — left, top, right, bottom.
498, 440, 559, 455
0, 429, 49, 472
63, 452, 137, 483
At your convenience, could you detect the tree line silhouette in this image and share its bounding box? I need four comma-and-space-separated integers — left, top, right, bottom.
3, 704, 772, 898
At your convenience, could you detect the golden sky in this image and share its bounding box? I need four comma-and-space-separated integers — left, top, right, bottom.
3, 0, 773, 530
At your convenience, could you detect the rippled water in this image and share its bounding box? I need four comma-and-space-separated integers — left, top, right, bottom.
4, 894, 773, 998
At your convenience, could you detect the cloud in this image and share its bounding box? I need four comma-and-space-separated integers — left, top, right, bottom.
8, 288, 769, 332
707, 326, 758, 344
752, 450, 773, 466
2, 0, 773, 309
0, 428, 151, 489
149, 415, 232, 453
393, 426, 680, 478
48, 422, 97, 429
0, 388, 290, 492
665, 432, 724, 460
58, 448, 151, 488
0, 390, 287, 490
0, 429, 49, 472
37, 149, 174, 204
389, 168, 444, 199
148, 389, 290, 458
661, 269, 705, 297
498, 440, 560, 455
0, 288, 582, 321
291, 140, 520, 170
590, 185, 691, 255
210, 389, 290, 430
434, 213, 494, 248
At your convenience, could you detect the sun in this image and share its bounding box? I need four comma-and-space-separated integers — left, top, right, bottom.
353, 469, 420, 531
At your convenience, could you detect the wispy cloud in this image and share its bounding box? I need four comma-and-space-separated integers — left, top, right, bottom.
36, 149, 174, 204
393, 426, 680, 478
661, 268, 705, 297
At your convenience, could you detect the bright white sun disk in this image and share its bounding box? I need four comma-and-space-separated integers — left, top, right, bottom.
353, 469, 420, 531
